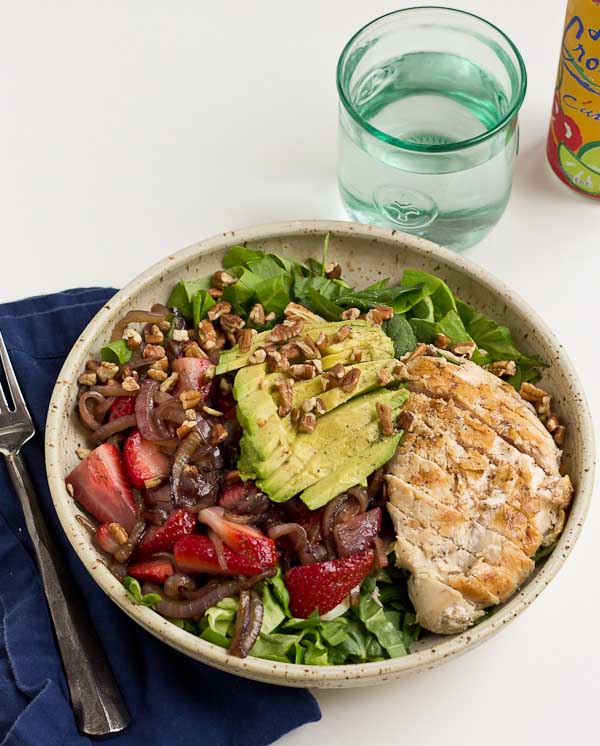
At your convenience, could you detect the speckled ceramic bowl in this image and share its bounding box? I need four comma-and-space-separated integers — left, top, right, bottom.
45, 221, 594, 688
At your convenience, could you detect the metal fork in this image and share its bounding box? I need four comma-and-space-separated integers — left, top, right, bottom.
0, 331, 130, 736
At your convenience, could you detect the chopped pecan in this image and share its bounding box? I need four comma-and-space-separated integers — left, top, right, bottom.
376, 367, 393, 386
248, 303, 266, 326
552, 425, 566, 446
301, 396, 318, 413
75, 447, 91, 460
143, 343, 166, 361
274, 379, 294, 417
402, 343, 428, 363
144, 324, 164, 344
219, 377, 232, 394
266, 349, 290, 373
265, 311, 276, 322
180, 389, 202, 409
393, 361, 409, 378
376, 402, 394, 436
449, 340, 477, 358
280, 341, 303, 361
108, 522, 128, 544
238, 328, 256, 352
314, 398, 326, 415
297, 412, 317, 433
213, 332, 227, 351
225, 331, 237, 347
207, 300, 232, 321
352, 349, 363, 364
340, 367, 361, 392
121, 375, 140, 392
249, 347, 267, 364
332, 325, 352, 344
396, 410, 415, 432
207, 287, 223, 299
545, 413, 559, 433
172, 328, 189, 342
269, 323, 296, 344
295, 335, 321, 359
202, 406, 223, 417
147, 368, 168, 382
284, 302, 314, 320
315, 331, 329, 353
519, 382, 551, 416
96, 361, 120, 382
220, 313, 245, 332
78, 372, 97, 386
366, 306, 394, 325
144, 477, 163, 490
184, 341, 207, 358
433, 332, 450, 350
159, 371, 179, 393
197, 319, 218, 351
487, 359, 517, 378
210, 422, 229, 444
341, 307, 360, 321
123, 328, 143, 349
289, 362, 318, 380
324, 261, 342, 279
211, 270, 238, 290
85, 359, 100, 372
176, 420, 197, 439
159, 320, 172, 332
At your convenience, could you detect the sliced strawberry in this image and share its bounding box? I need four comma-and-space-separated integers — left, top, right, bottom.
333, 508, 382, 558
95, 522, 122, 554
127, 559, 174, 584
136, 508, 197, 560
285, 549, 375, 618
108, 396, 136, 422
174, 534, 272, 576
198, 506, 277, 570
66, 443, 137, 531
172, 357, 212, 399
123, 429, 170, 489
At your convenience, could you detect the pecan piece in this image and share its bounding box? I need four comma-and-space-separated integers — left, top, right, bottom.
449, 340, 477, 358
248, 303, 266, 326
332, 325, 352, 344
520, 382, 551, 416
238, 328, 256, 352
289, 362, 318, 380
266, 349, 290, 373
340, 367, 361, 392
324, 261, 342, 279
96, 361, 120, 382
376, 402, 394, 436
402, 343, 428, 363
396, 410, 415, 432
219, 313, 245, 332
433, 332, 450, 350
78, 372, 97, 386
487, 359, 517, 378
295, 335, 321, 359
197, 319, 218, 351
123, 328, 143, 349
269, 323, 296, 344
297, 412, 317, 433
341, 307, 360, 321
365, 306, 394, 325
211, 270, 238, 290
552, 425, 566, 446
274, 379, 294, 417
144, 324, 164, 345
376, 367, 393, 385
249, 347, 267, 364
207, 300, 232, 321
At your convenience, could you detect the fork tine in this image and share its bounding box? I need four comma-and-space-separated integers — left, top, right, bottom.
0, 331, 27, 413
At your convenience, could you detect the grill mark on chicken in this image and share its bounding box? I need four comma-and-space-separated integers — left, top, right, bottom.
404, 355, 561, 475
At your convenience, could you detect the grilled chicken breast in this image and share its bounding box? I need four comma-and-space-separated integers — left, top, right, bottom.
387, 353, 573, 634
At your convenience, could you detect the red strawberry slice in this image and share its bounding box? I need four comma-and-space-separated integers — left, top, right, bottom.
108, 396, 136, 422
285, 549, 375, 618
95, 522, 124, 554
66, 443, 137, 531
172, 357, 212, 399
174, 534, 273, 576
333, 508, 382, 558
136, 509, 197, 560
123, 429, 170, 489
127, 559, 174, 584
198, 506, 277, 570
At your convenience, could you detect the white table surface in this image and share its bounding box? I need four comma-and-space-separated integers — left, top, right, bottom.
2, 1, 599, 744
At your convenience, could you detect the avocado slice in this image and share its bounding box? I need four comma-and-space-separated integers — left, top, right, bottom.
300, 434, 402, 510
259, 388, 409, 501
243, 361, 403, 478
216, 320, 390, 374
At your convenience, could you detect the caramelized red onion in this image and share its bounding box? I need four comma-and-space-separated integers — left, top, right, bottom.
163, 573, 196, 598
91, 384, 135, 397
114, 519, 145, 564
78, 391, 107, 431
90, 414, 137, 445
373, 536, 389, 569
143, 572, 271, 619
321, 490, 368, 558
228, 589, 263, 658
267, 523, 316, 565
136, 379, 171, 441
111, 309, 170, 342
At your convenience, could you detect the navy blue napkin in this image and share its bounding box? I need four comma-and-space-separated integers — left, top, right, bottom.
0, 288, 320, 746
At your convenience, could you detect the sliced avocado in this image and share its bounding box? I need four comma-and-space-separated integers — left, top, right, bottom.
300, 434, 401, 510
216, 320, 389, 374
321, 338, 394, 368
259, 388, 409, 501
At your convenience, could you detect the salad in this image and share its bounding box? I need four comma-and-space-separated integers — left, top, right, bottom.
65, 240, 556, 665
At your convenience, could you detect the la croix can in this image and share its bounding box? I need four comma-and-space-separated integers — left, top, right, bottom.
547, 0, 600, 198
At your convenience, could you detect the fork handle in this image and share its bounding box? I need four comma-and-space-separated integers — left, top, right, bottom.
5, 452, 130, 736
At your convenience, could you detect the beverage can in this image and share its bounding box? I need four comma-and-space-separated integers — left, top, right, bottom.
547, 0, 600, 198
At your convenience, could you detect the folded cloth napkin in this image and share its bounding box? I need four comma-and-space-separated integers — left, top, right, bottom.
0, 288, 320, 746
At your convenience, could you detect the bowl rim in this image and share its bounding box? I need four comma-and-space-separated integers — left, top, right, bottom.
45, 220, 595, 685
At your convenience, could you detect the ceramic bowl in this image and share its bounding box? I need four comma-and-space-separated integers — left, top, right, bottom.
45, 221, 595, 688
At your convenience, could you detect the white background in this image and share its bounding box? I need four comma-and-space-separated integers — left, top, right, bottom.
1, 1, 599, 744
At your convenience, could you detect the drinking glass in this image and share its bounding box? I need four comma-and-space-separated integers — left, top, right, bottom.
337, 6, 527, 251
